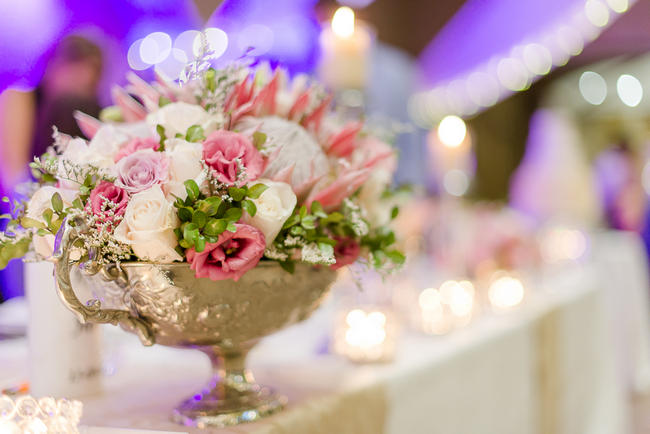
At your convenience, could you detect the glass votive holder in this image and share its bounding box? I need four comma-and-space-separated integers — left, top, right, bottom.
0, 394, 82, 434
332, 307, 398, 363
486, 271, 526, 313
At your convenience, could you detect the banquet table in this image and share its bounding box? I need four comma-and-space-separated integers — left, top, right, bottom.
1, 230, 649, 434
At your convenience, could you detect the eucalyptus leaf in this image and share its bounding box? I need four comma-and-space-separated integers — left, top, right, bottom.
51, 193, 63, 214
184, 180, 200, 202
226, 222, 237, 232
241, 200, 257, 217
185, 125, 206, 142
247, 183, 269, 199
192, 210, 207, 228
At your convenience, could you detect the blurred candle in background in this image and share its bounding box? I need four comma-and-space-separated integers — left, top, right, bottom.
319, 6, 373, 91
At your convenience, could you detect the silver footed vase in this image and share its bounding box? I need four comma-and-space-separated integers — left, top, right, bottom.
53, 217, 337, 428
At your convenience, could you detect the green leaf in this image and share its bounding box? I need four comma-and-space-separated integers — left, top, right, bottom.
185, 125, 206, 142
299, 205, 307, 219
1, 197, 9, 203
252, 131, 267, 150
177, 207, 192, 222
391, 206, 399, 220
279, 260, 295, 274
224, 207, 242, 222
195, 235, 206, 253
179, 239, 192, 249
226, 222, 237, 233
324, 212, 344, 223
184, 180, 200, 202
228, 187, 246, 202
20, 217, 46, 229
156, 124, 167, 150
159, 95, 171, 107
282, 214, 300, 229
318, 242, 334, 258
175, 133, 183, 138
192, 210, 207, 228
203, 197, 222, 216
247, 183, 268, 199
301, 215, 316, 230
241, 199, 257, 217
51, 193, 63, 214
204, 219, 227, 236
42, 209, 53, 227
183, 223, 199, 243
386, 250, 406, 265
310, 201, 327, 218
290, 225, 306, 236
79, 185, 90, 196
205, 68, 217, 92
72, 198, 84, 210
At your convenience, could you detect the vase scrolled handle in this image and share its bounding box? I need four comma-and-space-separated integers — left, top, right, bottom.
53, 217, 155, 346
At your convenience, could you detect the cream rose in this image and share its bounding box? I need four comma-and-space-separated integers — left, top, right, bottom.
113, 185, 182, 263
146, 102, 220, 138
242, 179, 297, 246
26, 186, 75, 258
163, 138, 206, 200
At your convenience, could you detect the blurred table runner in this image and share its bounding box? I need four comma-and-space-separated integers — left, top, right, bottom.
1, 231, 648, 434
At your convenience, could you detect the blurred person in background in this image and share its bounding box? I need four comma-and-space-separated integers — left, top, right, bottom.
594, 140, 648, 233
0, 35, 103, 301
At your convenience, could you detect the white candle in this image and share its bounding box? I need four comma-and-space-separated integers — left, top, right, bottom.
319, 6, 373, 91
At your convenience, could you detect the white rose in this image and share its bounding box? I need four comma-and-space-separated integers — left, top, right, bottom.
146, 102, 219, 138
163, 138, 206, 200
242, 179, 297, 246
113, 185, 182, 263
26, 186, 75, 258
358, 169, 393, 227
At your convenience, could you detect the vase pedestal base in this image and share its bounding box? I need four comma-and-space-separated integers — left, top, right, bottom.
171, 347, 286, 428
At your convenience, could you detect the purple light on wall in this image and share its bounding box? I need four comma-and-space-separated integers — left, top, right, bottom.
206, 0, 321, 74
418, 0, 584, 87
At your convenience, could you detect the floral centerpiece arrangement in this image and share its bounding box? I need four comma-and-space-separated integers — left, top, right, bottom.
0, 62, 404, 280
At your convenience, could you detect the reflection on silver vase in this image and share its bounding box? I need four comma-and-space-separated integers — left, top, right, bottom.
53, 217, 337, 428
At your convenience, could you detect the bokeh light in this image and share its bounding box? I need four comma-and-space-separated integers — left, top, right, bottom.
616, 74, 643, 107
437, 115, 467, 148
443, 170, 470, 197
579, 71, 607, 105
332, 6, 355, 38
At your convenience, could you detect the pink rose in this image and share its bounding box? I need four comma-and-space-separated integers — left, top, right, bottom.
331, 237, 361, 270
116, 149, 169, 194
88, 181, 129, 230
203, 131, 264, 185
186, 223, 266, 281
114, 137, 160, 162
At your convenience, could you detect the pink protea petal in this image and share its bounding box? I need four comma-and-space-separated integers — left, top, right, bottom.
112, 87, 147, 122
326, 122, 362, 158
288, 90, 311, 121
294, 173, 324, 201
306, 168, 370, 212
250, 71, 279, 116
73, 111, 102, 139
301, 95, 332, 134
126, 72, 162, 111
225, 75, 254, 112
271, 164, 295, 184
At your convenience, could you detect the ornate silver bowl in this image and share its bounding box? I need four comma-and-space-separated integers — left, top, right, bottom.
53, 218, 337, 428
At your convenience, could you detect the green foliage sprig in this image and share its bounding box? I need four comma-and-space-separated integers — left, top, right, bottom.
172, 179, 268, 255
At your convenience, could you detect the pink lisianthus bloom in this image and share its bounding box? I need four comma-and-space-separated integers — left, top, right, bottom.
186, 224, 266, 281
116, 149, 169, 194
87, 181, 129, 231
202, 131, 264, 185
114, 137, 160, 162
331, 237, 361, 270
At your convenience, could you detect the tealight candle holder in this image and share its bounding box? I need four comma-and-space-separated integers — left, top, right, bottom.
0, 394, 82, 434
487, 271, 526, 312
413, 279, 478, 335
333, 307, 397, 363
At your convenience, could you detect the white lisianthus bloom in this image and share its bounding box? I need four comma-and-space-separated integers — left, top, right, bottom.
26, 186, 75, 258
146, 102, 220, 138
86, 125, 132, 169
163, 138, 206, 200
113, 185, 182, 263
242, 179, 297, 246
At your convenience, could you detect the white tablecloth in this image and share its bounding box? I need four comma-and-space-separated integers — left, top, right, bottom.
1, 231, 648, 434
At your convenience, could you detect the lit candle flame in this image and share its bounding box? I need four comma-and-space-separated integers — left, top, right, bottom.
332, 6, 355, 38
